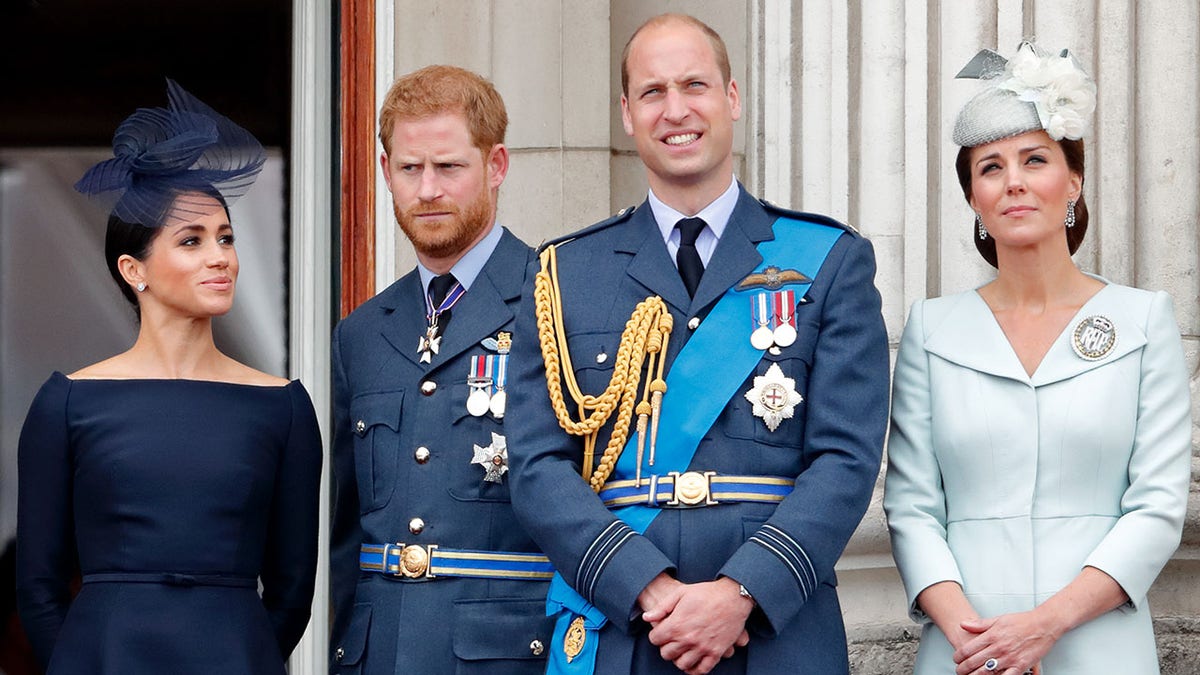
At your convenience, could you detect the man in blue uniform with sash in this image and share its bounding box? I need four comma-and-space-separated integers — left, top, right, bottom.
505, 14, 889, 675
330, 65, 553, 674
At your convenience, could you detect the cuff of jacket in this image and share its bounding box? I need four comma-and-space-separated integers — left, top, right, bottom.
587, 531, 674, 634
720, 524, 821, 637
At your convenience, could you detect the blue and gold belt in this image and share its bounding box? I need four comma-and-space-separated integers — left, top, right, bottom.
360, 543, 554, 581
597, 471, 794, 508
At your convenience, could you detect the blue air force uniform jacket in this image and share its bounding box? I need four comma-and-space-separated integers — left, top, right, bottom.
330, 229, 553, 674
505, 188, 891, 674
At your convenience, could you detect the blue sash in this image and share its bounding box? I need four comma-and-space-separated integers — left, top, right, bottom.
544, 217, 843, 674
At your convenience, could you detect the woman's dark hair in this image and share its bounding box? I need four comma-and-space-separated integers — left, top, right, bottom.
103, 188, 230, 316
955, 137, 1089, 268
104, 214, 160, 314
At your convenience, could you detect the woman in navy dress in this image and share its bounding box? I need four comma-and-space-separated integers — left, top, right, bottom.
15, 81, 322, 674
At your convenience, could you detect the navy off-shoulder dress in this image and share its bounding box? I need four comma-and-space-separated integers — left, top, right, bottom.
16, 372, 323, 674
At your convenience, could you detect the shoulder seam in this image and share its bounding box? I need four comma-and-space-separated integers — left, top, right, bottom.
538, 205, 639, 252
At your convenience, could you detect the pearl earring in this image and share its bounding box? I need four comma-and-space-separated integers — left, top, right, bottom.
136, 282, 147, 292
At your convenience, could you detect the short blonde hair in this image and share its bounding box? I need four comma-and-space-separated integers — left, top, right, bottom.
378, 65, 508, 155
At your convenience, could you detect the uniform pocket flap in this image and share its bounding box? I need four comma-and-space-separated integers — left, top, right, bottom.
335, 602, 373, 666
567, 331, 619, 374
350, 390, 404, 435
451, 598, 554, 661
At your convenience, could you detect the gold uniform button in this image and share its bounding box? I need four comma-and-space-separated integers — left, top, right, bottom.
420, 380, 437, 396
530, 639, 544, 656
335, 646, 345, 661
409, 517, 425, 535
414, 446, 431, 463
355, 420, 366, 433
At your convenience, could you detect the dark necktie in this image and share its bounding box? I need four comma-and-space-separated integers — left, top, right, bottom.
675, 217, 706, 298
428, 273, 458, 333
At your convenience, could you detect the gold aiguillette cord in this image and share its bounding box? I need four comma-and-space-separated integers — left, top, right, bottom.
535, 244, 672, 492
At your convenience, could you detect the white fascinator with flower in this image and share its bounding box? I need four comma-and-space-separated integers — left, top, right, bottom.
952, 42, 1097, 147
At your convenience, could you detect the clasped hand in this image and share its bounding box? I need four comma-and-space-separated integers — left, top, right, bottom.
952, 610, 1053, 675
638, 574, 752, 675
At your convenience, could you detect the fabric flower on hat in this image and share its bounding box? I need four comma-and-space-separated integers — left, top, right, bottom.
997, 43, 1096, 141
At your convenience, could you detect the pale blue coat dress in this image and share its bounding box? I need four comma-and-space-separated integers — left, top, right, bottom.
884, 282, 1191, 673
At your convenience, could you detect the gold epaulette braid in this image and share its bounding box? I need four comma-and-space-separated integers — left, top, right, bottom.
536, 245, 672, 492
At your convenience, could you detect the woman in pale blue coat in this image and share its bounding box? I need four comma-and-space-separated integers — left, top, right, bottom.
884, 44, 1192, 675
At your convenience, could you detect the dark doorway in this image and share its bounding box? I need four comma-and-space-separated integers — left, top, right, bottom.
0, 0, 291, 148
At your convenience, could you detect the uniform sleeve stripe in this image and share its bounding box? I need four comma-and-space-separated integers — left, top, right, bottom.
748, 535, 809, 600
760, 524, 817, 587
750, 531, 809, 597
577, 521, 625, 587
578, 521, 634, 595
586, 530, 635, 602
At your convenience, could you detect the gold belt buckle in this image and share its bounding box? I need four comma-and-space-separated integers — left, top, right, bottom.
666, 471, 718, 507
384, 543, 439, 579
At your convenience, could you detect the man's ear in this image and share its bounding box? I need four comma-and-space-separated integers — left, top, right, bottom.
486, 144, 509, 190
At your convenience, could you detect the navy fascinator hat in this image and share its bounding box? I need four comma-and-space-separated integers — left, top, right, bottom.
75, 79, 266, 228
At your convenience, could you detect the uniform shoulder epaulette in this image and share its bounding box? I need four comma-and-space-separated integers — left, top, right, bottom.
758, 198, 860, 235
536, 204, 640, 252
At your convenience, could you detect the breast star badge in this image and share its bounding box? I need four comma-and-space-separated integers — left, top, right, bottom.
743, 362, 803, 432
472, 432, 509, 483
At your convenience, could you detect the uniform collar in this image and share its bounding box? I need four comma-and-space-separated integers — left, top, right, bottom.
647, 176, 739, 244
416, 222, 503, 295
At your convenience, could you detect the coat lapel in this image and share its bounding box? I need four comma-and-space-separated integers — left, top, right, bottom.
1030, 285, 1147, 387
427, 229, 528, 371
923, 292, 1030, 383
689, 189, 774, 313
618, 187, 776, 315
619, 204, 693, 313
377, 273, 431, 368
375, 229, 528, 371
924, 284, 1147, 387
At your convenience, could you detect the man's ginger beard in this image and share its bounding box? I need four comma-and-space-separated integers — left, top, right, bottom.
395, 181, 494, 261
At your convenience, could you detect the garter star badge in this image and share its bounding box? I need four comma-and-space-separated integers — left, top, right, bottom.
472, 432, 509, 483
744, 363, 803, 432
1071, 315, 1117, 361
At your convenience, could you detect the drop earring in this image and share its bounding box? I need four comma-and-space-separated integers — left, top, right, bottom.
1065, 199, 1077, 228
976, 213, 987, 240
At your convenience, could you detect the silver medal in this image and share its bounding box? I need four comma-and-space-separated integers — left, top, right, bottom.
489, 389, 507, 418
773, 323, 797, 348
750, 326, 775, 351
466, 386, 491, 417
